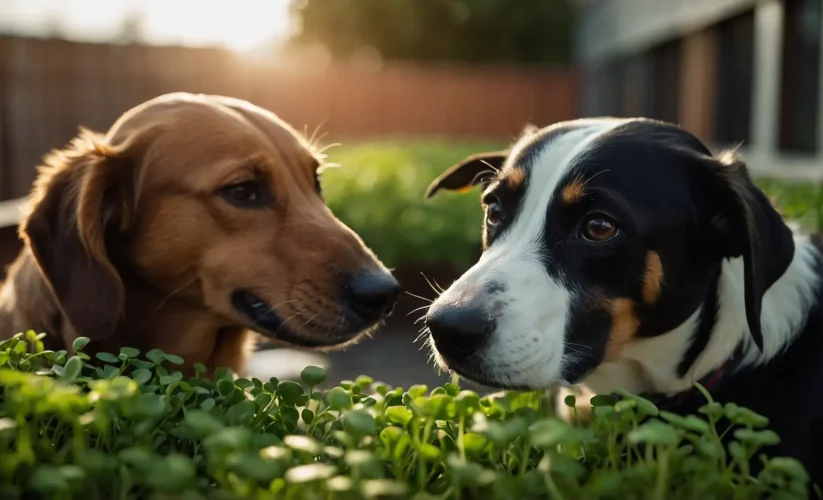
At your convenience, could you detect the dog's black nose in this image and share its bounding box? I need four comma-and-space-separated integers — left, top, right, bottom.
343, 270, 401, 322
426, 304, 493, 359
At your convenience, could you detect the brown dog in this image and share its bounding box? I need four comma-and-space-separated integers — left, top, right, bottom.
0, 92, 400, 376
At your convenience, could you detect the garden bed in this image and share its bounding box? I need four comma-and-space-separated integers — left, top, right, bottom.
0, 332, 814, 499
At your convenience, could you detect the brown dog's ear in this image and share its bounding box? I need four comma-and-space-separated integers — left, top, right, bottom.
424, 151, 508, 199
20, 131, 131, 340
703, 155, 795, 353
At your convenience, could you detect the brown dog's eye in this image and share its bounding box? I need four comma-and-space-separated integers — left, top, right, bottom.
219, 180, 270, 208
314, 172, 323, 195
582, 215, 618, 241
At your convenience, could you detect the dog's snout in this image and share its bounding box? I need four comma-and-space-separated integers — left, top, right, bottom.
426, 302, 493, 359
343, 270, 401, 322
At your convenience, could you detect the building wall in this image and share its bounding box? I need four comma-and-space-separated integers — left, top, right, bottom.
576, 0, 823, 181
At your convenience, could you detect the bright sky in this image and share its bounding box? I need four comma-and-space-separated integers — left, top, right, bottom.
0, 0, 295, 52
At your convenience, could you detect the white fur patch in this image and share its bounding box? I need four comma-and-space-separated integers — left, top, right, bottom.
429, 119, 622, 387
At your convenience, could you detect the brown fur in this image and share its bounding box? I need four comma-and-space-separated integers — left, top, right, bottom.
604, 297, 640, 362
641, 251, 664, 304
0, 92, 389, 377
502, 167, 526, 190
560, 179, 585, 204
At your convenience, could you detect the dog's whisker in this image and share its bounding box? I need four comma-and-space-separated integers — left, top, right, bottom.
564, 342, 592, 351
582, 169, 610, 187
263, 299, 300, 318
316, 142, 342, 155
431, 278, 446, 294
407, 304, 431, 316
404, 290, 433, 303
296, 312, 320, 331
155, 276, 198, 312
420, 272, 444, 298
478, 160, 501, 174
307, 119, 328, 147
273, 310, 305, 336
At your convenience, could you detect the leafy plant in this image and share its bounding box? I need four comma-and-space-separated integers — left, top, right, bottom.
0, 330, 815, 499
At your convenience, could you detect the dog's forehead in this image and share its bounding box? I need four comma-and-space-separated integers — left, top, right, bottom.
505, 119, 709, 198
115, 96, 319, 188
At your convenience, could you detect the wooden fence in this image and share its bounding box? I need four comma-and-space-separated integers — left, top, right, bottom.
0, 36, 580, 201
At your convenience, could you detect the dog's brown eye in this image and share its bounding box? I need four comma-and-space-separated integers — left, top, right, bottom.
483, 194, 502, 226
314, 172, 323, 195
219, 180, 269, 208
582, 216, 618, 241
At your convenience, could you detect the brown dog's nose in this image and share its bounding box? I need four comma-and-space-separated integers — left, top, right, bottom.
343, 270, 401, 323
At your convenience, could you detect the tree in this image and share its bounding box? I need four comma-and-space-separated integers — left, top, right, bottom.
288, 0, 574, 65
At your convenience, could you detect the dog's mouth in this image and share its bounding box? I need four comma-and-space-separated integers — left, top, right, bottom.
231, 290, 371, 348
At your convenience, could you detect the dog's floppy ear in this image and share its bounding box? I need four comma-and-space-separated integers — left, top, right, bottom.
424, 151, 508, 199
703, 155, 795, 353
20, 130, 137, 341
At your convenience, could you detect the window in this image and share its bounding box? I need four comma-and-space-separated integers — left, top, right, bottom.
645, 39, 682, 124
779, 0, 821, 153
714, 10, 755, 147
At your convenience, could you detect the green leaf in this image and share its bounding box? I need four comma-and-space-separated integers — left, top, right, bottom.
418, 443, 442, 461
164, 353, 185, 365
628, 420, 679, 446
72, 337, 90, 351
385, 406, 414, 426
95, 352, 120, 364
30, 465, 69, 492
185, 409, 224, 436
227, 451, 286, 482
119, 347, 140, 358
344, 409, 377, 437
254, 392, 273, 408
235, 378, 254, 389
277, 381, 304, 405
225, 400, 256, 427
216, 378, 236, 397
301, 365, 327, 387
538, 453, 585, 478
734, 429, 781, 447
132, 394, 167, 418
326, 387, 353, 410
146, 349, 166, 364
159, 371, 183, 386
131, 368, 152, 385
63, 356, 83, 380
129, 358, 155, 370
301, 408, 314, 424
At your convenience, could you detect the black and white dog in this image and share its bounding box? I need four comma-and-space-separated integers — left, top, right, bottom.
423, 118, 823, 483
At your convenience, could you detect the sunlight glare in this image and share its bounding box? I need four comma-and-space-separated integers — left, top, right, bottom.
0, 0, 294, 53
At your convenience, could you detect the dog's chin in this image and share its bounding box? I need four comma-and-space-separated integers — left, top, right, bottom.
432, 346, 580, 391
432, 350, 545, 391
230, 290, 379, 349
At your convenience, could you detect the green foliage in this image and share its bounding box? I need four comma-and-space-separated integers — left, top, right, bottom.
0, 331, 815, 499
290, 0, 575, 65
321, 139, 505, 269
756, 178, 823, 231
